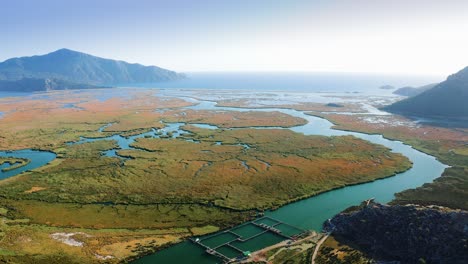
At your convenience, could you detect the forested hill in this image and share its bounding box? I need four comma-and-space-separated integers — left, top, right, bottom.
384, 66, 468, 118
0, 49, 184, 91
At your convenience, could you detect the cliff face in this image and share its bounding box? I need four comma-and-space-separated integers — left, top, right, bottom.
324, 202, 468, 264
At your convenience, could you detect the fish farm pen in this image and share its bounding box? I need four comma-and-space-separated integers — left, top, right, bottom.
190, 216, 308, 263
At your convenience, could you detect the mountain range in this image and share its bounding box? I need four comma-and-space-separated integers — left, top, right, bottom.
0, 49, 184, 91
392, 83, 438, 97
384, 66, 468, 119
0, 78, 104, 92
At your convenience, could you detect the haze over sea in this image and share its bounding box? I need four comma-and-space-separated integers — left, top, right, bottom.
121, 72, 442, 94
0, 72, 442, 100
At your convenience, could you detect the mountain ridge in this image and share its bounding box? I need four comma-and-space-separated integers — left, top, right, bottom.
0, 49, 185, 91
392, 83, 438, 97
383, 66, 468, 119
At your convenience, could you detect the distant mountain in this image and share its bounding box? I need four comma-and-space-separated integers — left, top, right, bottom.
0, 78, 103, 92
0, 49, 185, 91
383, 66, 468, 118
393, 83, 438, 97
379, 85, 395, 90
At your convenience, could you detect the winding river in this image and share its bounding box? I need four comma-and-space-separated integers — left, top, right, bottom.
0, 96, 447, 264
132, 99, 447, 263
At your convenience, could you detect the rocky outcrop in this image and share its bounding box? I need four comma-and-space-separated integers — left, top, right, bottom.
324, 202, 468, 264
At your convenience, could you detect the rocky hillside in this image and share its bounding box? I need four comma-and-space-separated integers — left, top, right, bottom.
393, 83, 437, 97
0, 49, 185, 91
384, 66, 468, 118
324, 202, 468, 264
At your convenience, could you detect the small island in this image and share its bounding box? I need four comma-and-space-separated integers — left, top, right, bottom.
325, 103, 344, 108
379, 85, 395, 90
0, 157, 31, 172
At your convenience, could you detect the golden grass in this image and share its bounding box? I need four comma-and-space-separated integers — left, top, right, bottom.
0, 89, 416, 262
23, 186, 47, 194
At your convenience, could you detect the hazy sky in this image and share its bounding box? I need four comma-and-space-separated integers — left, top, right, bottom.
2, 0, 468, 75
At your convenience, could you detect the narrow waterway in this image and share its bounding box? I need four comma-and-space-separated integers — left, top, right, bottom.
132, 99, 447, 263
0, 95, 447, 264
0, 150, 56, 180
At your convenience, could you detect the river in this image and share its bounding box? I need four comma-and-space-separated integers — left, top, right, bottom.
0, 94, 447, 264
132, 99, 447, 263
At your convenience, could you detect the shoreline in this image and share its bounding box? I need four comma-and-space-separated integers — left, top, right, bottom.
126, 103, 447, 263
0, 91, 449, 263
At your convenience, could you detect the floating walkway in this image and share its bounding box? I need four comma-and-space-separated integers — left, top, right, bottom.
190, 216, 308, 263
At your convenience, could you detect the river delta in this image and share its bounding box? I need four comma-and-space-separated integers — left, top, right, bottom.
0, 88, 453, 263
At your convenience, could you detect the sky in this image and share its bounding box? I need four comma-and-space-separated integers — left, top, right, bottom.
2, 0, 468, 76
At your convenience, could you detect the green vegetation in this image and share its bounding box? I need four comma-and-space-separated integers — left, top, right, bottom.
0, 127, 409, 262
393, 166, 468, 210
0, 48, 184, 92
315, 236, 372, 264
267, 246, 314, 264
1, 199, 253, 230
0, 254, 85, 264
0, 157, 30, 172
384, 66, 468, 118
0, 209, 206, 263
240, 232, 321, 264
161, 109, 307, 128
0, 90, 415, 262
310, 112, 468, 211
0, 127, 411, 211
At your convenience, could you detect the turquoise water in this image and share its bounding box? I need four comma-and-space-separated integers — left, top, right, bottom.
231, 225, 264, 239
133, 100, 447, 264
274, 224, 304, 237
0, 150, 56, 179
201, 233, 239, 249
230, 232, 284, 252
215, 246, 241, 259
0, 88, 447, 263
69, 123, 189, 157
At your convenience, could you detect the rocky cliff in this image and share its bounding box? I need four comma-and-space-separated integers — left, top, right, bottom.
324, 202, 468, 264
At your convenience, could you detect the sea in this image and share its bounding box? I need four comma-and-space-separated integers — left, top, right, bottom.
118, 72, 443, 94
0, 72, 443, 101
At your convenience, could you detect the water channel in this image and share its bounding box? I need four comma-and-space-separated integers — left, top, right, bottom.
0, 96, 447, 264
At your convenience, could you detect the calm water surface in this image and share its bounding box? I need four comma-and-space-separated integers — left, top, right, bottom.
0, 80, 447, 264
132, 100, 447, 264
0, 150, 56, 179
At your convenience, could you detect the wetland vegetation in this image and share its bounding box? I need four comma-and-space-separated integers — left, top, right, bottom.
310, 112, 468, 210
196, 92, 467, 264
0, 157, 30, 172
0, 89, 414, 263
